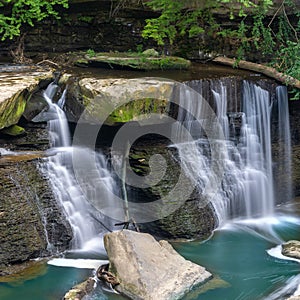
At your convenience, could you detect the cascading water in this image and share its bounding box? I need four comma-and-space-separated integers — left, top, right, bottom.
41, 83, 117, 251
273, 86, 293, 203
174, 79, 292, 225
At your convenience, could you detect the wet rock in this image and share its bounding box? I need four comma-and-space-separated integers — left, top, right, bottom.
142, 49, 159, 57
0, 157, 72, 274
63, 277, 96, 300
104, 230, 212, 300
22, 90, 49, 122
129, 139, 217, 239
282, 240, 300, 260
0, 260, 47, 282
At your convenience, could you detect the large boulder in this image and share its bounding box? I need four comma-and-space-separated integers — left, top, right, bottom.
64, 77, 175, 125
0, 71, 52, 130
103, 230, 212, 300
282, 240, 300, 260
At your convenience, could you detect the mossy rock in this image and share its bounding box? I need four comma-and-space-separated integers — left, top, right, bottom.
0, 71, 53, 130
75, 51, 191, 71
1, 125, 26, 136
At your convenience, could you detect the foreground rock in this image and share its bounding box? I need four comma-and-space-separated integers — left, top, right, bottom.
104, 230, 212, 300
282, 240, 300, 260
64, 277, 95, 300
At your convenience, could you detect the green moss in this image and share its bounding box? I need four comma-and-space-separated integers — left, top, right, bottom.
106, 98, 168, 123
74, 59, 89, 67
74, 52, 191, 70
0, 91, 27, 130
1, 125, 26, 136
77, 15, 94, 23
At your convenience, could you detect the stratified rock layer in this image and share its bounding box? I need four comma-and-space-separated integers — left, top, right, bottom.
0, 156, 72, 275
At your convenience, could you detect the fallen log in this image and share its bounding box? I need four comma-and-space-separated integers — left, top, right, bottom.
213, 56, 300, 90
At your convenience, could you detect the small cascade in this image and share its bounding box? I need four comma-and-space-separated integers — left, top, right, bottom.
44, 83, 70, 147
239, 81, 274, 217
212, 81, 229, 139
41, 83, 116, 251
274, 86, 293, 203
173, 79, 292, 225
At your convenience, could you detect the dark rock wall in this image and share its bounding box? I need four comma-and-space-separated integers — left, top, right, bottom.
0, 158, 72, 274
0, 124, 72, 274
128, 138, 217, 239
0, 0, 153, 56
289, 100, 300, 197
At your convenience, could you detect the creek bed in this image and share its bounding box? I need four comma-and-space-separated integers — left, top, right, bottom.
1, 209, 299, 300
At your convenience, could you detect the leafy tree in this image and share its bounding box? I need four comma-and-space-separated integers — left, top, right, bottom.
142, 0, 273, 46
142, 0, 299, 97
0, 0, 69, 41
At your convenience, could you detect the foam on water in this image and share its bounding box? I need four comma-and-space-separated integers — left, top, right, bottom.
48, 258, 108, 269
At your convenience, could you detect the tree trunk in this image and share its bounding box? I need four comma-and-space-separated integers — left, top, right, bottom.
213, 56, 300, 90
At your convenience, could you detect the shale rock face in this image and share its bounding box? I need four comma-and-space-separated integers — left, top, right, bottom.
129, 139, 217, 239
0, 157, 72, 275
104, 230, 212, 300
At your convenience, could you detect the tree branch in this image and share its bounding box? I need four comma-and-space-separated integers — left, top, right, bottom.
213, 56, 300, 89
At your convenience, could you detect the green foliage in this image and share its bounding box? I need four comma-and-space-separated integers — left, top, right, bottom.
142, 0, 183, 45
142, 0, 299, 97
86, 49, 96, 57
136, 44, 143, 53
142, 0, 273, 46
0, 0, 69, 40
77, 15, 93, 23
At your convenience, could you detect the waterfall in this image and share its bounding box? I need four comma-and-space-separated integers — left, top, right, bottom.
274, 86, 293, 203
174, 79, 292, 225
41, 83, 116, 251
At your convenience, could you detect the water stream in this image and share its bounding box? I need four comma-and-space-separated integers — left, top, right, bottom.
0, 77, 299, 300
40, 83, 117, 253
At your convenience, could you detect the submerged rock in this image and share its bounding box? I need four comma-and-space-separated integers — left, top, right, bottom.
103, 230, 212, 300
282, 240, 300, 260
63, 277, 96, 300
